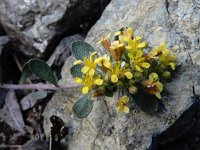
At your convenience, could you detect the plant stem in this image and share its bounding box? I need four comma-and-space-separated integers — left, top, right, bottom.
0, 83, 81, 91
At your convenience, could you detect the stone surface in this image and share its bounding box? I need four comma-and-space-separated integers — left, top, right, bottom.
151, 101, 200, 150
0, 0, 110, 57
47, 34, 84, 67
43, 0, 200, 149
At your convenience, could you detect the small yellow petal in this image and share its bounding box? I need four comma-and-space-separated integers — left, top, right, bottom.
122, 36, 129, 42
135, 65, 142, 72
128, 53, 133, 58
114, 31, 121, 36
126, 45, 132, 50
136, 50, 143, 57
155, 92, 161, 99
90, 51, 97, 61
124, 106, 129, 113
73, 60, 83, 65
116, 106, 121, 112
135, 36, 141, 41
121, 96, 129, 103
160, 42, 166, 47
89, 69, 95, 77
82, 87, 89, 94
138, 42, 147, 48
111, 75, 118, 83
94, 79, 103, 85
94, 57, 102, 63
169, 62, 175, 70
124, 72, 133, 79
156, 82, 163, 92
103, 60, 111, 69
74, 77, 83, 84
162, 49, 170, 56
141, 62, 150, 68
81, 66, 89, 74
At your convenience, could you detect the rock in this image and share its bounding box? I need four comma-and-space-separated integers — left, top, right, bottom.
47, 34, 84, 67
0, 36, 9, 55
151, 101, 200, 150
0, 0, 110, 57
43, 0, 200, 149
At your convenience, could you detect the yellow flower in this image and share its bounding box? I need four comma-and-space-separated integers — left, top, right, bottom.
97, 55, 112, 72
122, 27, 133, 39
107, 62, 133, 83
147, 42, 176, 70
142, 73, 163, 99
73, 52, 101, 76
129, 50, 150, 72
116, 96, 129, 113
125, 36, 147, 54
110, 41, 125, 61
97, 33, 111, 52
74, 74, 103, 94
159, 49, 176, 70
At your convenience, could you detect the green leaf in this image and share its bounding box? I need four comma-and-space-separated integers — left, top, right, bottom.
71, 41, 95, 60
73, 95, 93, 118
20, 62, 32, 84
29, 59, 57, 85
70, 64, 82, 78
130, 89, 158, 114
31, 90, 47, 100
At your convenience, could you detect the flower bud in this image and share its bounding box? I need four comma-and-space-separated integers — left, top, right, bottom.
161, 71, 171, 79
98, 86, 105, 94
116, 80, 124, 87
134, 72, 142, 79
128, 86, 138, 94
128, 79, 135, 86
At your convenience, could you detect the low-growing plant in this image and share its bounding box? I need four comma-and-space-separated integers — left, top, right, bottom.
0, 27, 177, 118
71, 27, 176, 117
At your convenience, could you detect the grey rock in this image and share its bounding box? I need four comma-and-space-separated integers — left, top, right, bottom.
43, 0, 200, 149
0, 0, 110, 56
47, 34, 84, 67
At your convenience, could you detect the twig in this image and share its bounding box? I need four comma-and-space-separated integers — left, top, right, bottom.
0, 83, 81, 91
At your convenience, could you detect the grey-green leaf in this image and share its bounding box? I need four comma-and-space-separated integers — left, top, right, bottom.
73, 96, 93, 118
130, 89, 158, 114
29, 59, 57, 85
71, 41, 95, 60
20, 62, 32, 84
31, 90, 47, 100
70, 64, 82, 78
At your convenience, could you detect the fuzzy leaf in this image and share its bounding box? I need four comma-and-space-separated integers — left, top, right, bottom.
71, 41, 95, 60
20, 62, 32, 84
31, 90, 47, 100
130, 89, 158, 114
29, 59, 57, 85
70, 64, 82, 78
73, 96, 93, 118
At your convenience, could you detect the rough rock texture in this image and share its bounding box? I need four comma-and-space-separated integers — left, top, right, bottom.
151, 100, 200, 150
0, 0, 110, 57
43, 0, 200, 149
47, 34, 84, 67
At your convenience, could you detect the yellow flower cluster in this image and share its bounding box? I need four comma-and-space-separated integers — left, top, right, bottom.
73, 27, 176, 113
